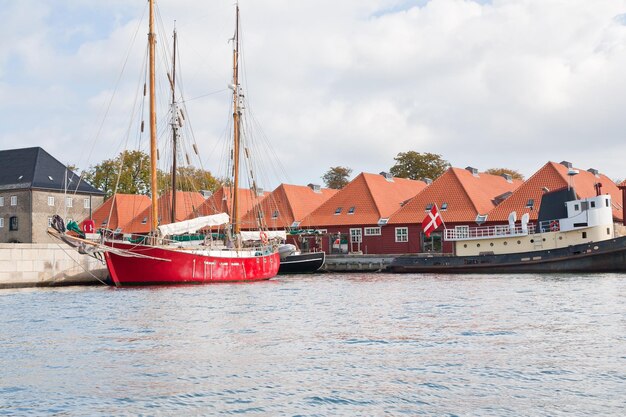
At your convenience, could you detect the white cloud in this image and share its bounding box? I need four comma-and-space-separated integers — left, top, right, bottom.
2, 0, 626, 189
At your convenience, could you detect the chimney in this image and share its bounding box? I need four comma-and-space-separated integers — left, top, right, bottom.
560, 161, 573, 168
619, 181, 626, 226
501, 173, 513, 183
587, 168, 599, 177
307, 183, 321, 193
465, 166, 479, 177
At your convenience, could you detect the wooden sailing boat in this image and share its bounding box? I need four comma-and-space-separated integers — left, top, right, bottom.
100, 0, 279, 285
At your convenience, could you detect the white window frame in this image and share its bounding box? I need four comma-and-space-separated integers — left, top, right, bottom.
0, 218, 4, 228
395, 227, 408, 242
10, 196, 17, 206
455, 225, 469, 239
48, 196, 55, 206
48, 217, 53, 227
350, 228, 362, 243
66, 197, 73, 208
364, 227, 381, 236
0, 197, 4, 206
84, 198, 90, 209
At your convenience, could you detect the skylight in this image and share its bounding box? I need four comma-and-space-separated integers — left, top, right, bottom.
425, 203, 433, 211
348, 206, 355, 214
441, 203, 448, 211
334, 207, 342, 215
526, 199, 535, 209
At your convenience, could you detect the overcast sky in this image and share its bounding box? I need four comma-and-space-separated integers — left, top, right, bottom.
2, 0, 626, 190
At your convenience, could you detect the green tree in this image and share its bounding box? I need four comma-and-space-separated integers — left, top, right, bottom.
82, 150, 151, 198
389, 151, 450, 180
485, 168, 525, 180
322, 166, 353, 189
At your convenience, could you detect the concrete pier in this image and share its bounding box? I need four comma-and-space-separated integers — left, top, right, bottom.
0, 243, 108, 289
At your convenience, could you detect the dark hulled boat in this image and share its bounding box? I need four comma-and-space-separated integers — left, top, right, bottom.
390, 187, 626, 274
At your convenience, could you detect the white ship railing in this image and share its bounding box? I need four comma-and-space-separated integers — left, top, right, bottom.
444, 223, 537, 241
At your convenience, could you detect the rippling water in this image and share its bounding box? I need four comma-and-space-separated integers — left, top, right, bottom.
1, 273, 625, 416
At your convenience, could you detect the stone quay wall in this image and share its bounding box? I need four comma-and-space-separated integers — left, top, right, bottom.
0, 243, 109, 289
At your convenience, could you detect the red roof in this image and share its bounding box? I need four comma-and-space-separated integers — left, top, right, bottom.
389, 167, 523, 224
87, 193, 151, 232
240, 184, 337, 229
126, 191, 206, 233
488, 161, 623, 222
301, 172, 427, 227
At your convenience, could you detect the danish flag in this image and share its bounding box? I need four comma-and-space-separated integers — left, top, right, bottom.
422, 204, 443, 237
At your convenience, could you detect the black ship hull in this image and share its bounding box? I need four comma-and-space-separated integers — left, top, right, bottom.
278, 252, 325, 274
389, 236, 626, 274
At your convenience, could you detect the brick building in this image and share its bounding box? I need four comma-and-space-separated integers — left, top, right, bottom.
0, 147, 104, 243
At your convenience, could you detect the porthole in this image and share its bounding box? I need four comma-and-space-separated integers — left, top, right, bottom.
490, 242, 494, 247
517, 240, 521, 244
530, 239, 534, 243
464, 244, 467, 248
477, 243, 481, 247
559, 236, 563, 240
543, 238, 546, 242
503, 241, 508, 246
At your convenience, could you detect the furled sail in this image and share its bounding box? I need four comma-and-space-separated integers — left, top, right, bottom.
158, 213, 229, 236
240, 230, 287, 242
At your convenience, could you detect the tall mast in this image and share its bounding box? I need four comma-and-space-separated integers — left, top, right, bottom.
148, 0, 159, 232
170, 28, 178, 224
231, 3, 241, 237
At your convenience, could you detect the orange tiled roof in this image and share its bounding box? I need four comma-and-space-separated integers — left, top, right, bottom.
388, 167, 523, 224
192, 186, 269, 220
301, 172, 427, 227
86, 193, 151, 231
126, 191, 206, 233
488, 161, 623, 222
240, 183, 338, 229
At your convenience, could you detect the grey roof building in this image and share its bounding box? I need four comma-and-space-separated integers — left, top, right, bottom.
0, 147, 105, 243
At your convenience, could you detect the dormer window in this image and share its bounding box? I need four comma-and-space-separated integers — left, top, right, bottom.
348, 206, 355, 214
475, 214, 488, 224
425, 203, 433, 211
525, 199, 534, 209
334, 207, 342, 215
272, 210, 279, 219
141, 217, 148, 224
441, 203, 448, 211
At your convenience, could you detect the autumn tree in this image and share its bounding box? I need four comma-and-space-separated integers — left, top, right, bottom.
82, 150, 152, 198
389, 151, 450, 181
159, 166, 221, 193
485, 168, 525, 180
322, 166, 353, 189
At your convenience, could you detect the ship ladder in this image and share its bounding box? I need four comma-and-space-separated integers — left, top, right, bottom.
533, 233, 544, 249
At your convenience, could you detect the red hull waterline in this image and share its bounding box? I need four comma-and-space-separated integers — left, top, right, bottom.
104, 243, 280, 286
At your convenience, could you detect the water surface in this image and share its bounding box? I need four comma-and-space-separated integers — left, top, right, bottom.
1, 273, 625, 415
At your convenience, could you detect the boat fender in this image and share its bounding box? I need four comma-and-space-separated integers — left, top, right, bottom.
550, 221, 560, 232
260, 231, 269, 245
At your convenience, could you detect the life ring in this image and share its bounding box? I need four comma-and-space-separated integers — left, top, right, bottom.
550, 221, 560, 232
260, 231, 269, 245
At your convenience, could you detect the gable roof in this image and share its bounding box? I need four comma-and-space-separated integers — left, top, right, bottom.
301, 172, 427, 227
85, 193, 151, 231
191, 186, 269, 220
389, 167, 523, 224
488, 161, 623, 222
0, 147, 103, 194
125, 191, 206, 233
240, 183, 338, 229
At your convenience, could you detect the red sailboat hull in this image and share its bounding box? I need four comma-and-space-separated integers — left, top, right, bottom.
103, 242, 279, 286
